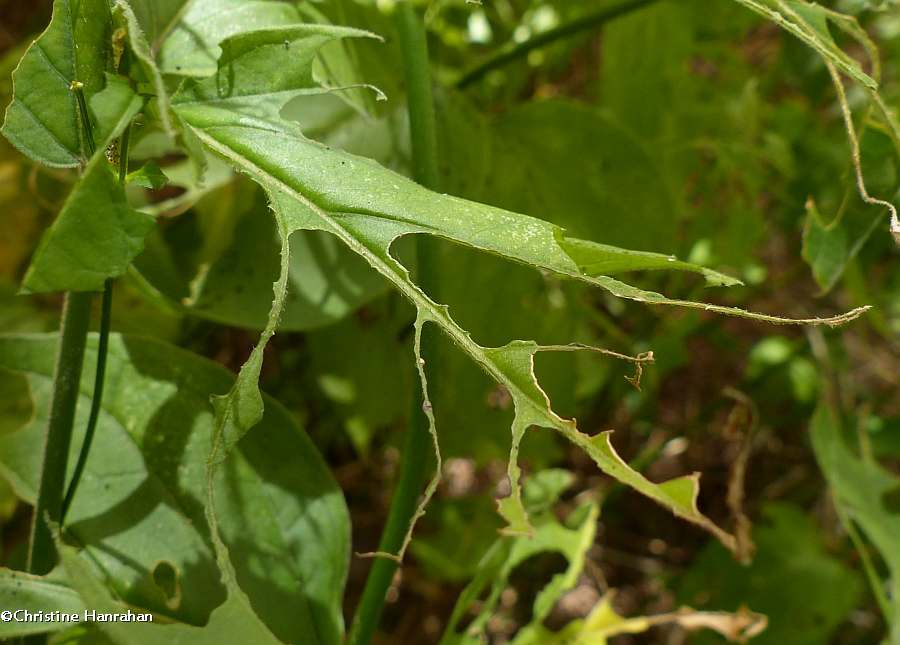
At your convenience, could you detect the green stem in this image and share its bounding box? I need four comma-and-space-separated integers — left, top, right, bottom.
60, 125, 129, 523
71, 81, 96, 157
60, 280, 112, 522
456, 0, 658, 88
26, 293, 92, 575
26, 82, 99, 575
348, 4, 440, 644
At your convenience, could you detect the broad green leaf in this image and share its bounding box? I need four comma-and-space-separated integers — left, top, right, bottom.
159, 0, 303, 77
0, 334, 350, 643
438, 92, 680, 253
21, 153, 153, 294
1, 0, 111, 167
18, 73, 147, 295
56, 537, 282, 645
678, 504, 863, 645
600, 0, 694, 145
0, 568, 86, 639
810, 404, 900, 641
172, 26, 868, 553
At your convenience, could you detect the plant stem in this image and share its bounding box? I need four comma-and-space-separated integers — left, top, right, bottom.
456, 0, 658, 88
59, 280, 112, 522
26, 293, 92, 575
26, 81, 99, 575
348, 4, 440, 644
60, 124, 129, 523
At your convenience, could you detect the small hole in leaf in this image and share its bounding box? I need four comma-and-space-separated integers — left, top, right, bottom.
152, 560, 182, 610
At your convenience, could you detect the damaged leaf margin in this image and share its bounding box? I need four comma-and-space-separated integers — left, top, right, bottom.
173, 24, 871, 575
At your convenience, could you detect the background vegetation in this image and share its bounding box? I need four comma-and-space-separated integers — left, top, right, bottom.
0, 0, 898, 643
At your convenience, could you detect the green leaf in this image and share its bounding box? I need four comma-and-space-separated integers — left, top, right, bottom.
89, 74, 144, 146
439, 94, 679, 254
158, 0, 303, 77
678, 503, 863, 645
125, 161, 168, 189
21, 153, 154, 294
134, 177, 388, 331
172, 26, 868, 553
802, 198, 882, 294
810, 404, 900, 640
173, 24, 379, 122
56, 537, 282, 645
0, 0, 112, 167
0, 334, 350, 642
0, 568, 86, 639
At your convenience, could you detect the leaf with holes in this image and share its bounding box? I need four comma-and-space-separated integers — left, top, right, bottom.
170, 26, 869, 567
0, 334, 349, 642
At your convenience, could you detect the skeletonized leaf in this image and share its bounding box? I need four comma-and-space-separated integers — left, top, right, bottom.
0, 0, 111, 167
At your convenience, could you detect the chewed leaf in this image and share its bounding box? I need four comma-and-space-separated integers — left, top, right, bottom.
0, 0, 111, 166
558, 236, 742, 287
56, 536, 282, 645
443, 485, 599, 644
485, 340, 734, 548
733, 1, 900, 244
174, 19, 868, 559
